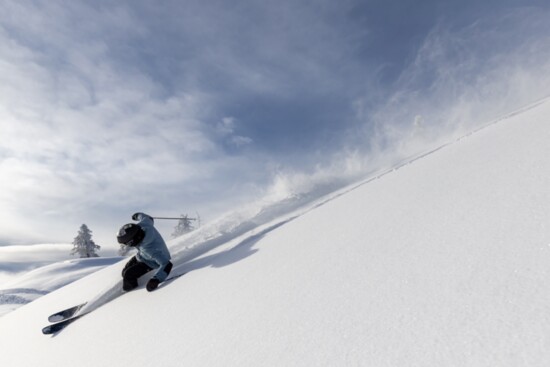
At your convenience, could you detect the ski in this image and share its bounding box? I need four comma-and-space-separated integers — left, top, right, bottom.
42, 314, 86, 335
42, 271, 187, 335
47, 302, 87, 323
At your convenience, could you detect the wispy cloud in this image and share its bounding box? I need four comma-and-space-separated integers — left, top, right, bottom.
216, 117, 253, 148
353, 6, 550, 158
264, 5, 550, 209
0, 1, 266, 244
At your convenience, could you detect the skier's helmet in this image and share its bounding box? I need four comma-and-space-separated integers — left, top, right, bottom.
117, 223, 145, 247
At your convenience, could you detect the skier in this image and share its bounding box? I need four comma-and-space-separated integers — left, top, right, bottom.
117, 212, 173, 292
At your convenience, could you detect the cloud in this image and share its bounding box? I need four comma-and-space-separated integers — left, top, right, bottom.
0, 1, 269, 245
351, 6, 550, 160
216, 117, 253, 147
1, 1, 549, 248
259, 5, 550, 213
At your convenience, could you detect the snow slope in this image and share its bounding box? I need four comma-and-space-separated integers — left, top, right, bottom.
1, 99, 550, 366
0, 244, 121, 316
0, 244, 75, 277
0, 257, 122, 316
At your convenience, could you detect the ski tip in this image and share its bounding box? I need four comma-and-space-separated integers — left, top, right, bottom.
42, 323, 61, 335
42, 315, 83, 335
42, 325, 55, 335
48, 315, 64, 323
47, 302, 87, 323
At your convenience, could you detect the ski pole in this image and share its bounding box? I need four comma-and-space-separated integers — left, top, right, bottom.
152, 216, 197, 221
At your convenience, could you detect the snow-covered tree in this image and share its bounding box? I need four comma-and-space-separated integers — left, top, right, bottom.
171, 214, 197, 238
71, 224, 101, 258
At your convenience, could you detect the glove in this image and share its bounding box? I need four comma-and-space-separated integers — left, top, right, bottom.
132, 212, 154, 224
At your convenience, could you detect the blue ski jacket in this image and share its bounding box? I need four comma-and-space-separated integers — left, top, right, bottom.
133, 213, 172, 282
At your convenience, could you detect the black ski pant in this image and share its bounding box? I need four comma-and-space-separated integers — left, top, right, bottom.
122, 257, 152, 291
122, 257, 173, 291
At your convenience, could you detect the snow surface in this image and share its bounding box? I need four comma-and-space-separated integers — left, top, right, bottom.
0, 243, 120, 316
1, 99, 550, 366
0, 255, 122, 316
0, 244, 74, 276
0, 243, 118, 282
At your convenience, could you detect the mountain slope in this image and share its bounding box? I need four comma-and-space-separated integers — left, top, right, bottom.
1, 100, 550, 366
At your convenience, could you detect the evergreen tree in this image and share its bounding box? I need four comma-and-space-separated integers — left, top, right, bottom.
171, 214, 196, 238
71, 224, 101, 258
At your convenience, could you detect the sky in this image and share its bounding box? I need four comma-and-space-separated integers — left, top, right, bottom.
1, 0, 550, 249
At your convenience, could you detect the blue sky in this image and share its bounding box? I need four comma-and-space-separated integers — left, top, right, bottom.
1, 0, 550, 248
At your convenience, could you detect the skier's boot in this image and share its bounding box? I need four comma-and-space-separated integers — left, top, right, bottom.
146, 278, 160, 292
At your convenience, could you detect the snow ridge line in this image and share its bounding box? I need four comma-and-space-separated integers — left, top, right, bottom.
466, 95, 550, 137
295, 96, 550, 216
165, 97, 550, 275
370, 96, 550, 179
